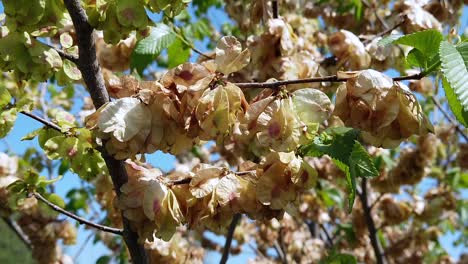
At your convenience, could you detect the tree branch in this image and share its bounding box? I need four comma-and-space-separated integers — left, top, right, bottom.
220, 213, 241, 264
234, 71, 426, 89
431, 95, 468, 142
2, 216, 31, 249
32, 192, 123, 235
272, 0, 279, 18
357, 179, 386, 264
235, 75, 346, 89
63, 0, 148, 262
20, 111, 63, 132
63, 0, 109, 108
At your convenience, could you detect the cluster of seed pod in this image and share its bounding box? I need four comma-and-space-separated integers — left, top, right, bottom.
118, 150, 318, 242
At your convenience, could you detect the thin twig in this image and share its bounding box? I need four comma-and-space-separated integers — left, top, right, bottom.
35, 38, 79, 64
169, 178, 191, 186
319, 224, 334, 248
362, 20, 403, 45
370, 194, 385, 211
174, 27, 214, 60
362, 0, 389, 31
63, 0, 147, 261
73, 232, 94, 261
234, 71, 426, 89
277, 228, 288, 264
273, 240, 287, 264
55, 48, 79, 64
431, 96, 468, 142
170, 170, 256, 186
20, 111, 63, 132
220, 213, 241, 264
233, 170, 256, 176
305, 220, 317, 238
2, 217, 31, 249
357, 179, 386, 264
235, 75, 346, 89
373, 20, 403, 40
32, 192, 123, 235
247, 242, 268, 259
192, 46, 214, 60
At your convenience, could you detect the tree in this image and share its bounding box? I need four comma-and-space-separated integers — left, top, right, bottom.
0, 0, 467, 263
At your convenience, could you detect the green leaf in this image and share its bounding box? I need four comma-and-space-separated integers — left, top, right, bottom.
395, 29, 443, 59
351, 0, 363, 21
300, 128, 377, 211
186, 18, 212, 40
43, 136, 77, 160
0, 108, 17, 138
457, 42, 468, 69
320, 250, 357, 264
380, 30, 443, 69
440, 40, 468, 111
96, 255, 111, 264
336, 223, 357, 244
378, 34, 403, 46
58, 159, 70, 175
37, 175, 63, 188
59, 32, 73, 49
62, 60, 82, 81
38, 128, 62, 148
167, 38, 191, 68
65, 189, 89, 212
0, 86, 12, 108
21, 128, 43, 141
406, 48, 426, 68
7, 180, 26, 194
192, 0, 222, 15
349, 141, 379, 179
333, 158, 355, 212
46, 193, 65, 209
130, 24, 177, 74
301, 127, 360, 163
442, 77, 468, 126
24, 171, 40, 186
299, 127, 361, 211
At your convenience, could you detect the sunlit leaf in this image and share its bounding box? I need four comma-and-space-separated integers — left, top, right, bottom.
130, 24, 177, 74
440, 41, 468, 111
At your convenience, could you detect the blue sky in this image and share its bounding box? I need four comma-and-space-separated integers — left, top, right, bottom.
0, 2, 467, 263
